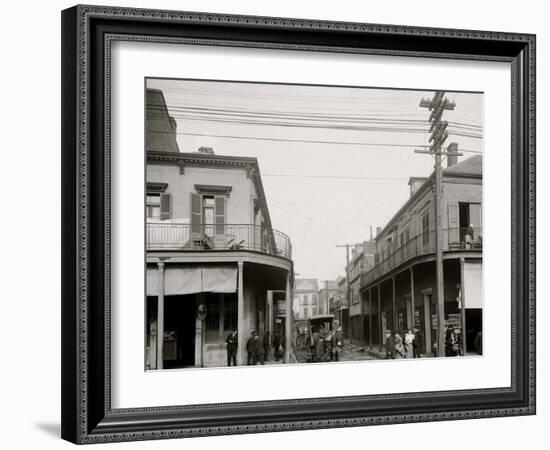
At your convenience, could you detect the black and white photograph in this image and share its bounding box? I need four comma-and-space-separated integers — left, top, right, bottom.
145, 78, 483, 370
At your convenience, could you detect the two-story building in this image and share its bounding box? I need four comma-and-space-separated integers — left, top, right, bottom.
145, 89, 294, 369
345, 242, 376, 345
329, 276, 349, 338
293, 278, 320, 321
360, 148, 482, 356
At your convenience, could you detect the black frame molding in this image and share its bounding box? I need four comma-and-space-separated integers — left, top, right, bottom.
61, 4, 536, 444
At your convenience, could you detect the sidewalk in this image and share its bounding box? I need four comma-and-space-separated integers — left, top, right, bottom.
345, 341, 386, 359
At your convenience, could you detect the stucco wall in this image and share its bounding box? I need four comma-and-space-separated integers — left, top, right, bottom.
147, 164, 256, 224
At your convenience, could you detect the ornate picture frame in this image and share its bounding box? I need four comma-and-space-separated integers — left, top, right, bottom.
61, 4, 535, 444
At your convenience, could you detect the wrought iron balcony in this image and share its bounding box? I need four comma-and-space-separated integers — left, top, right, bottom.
147, 222, 292, 259
362, 227, 482, 286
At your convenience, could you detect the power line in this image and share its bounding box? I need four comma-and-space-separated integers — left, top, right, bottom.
148, 130, 483, 154
262, 174, 408, 181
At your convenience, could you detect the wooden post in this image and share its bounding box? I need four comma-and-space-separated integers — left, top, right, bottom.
267, 290, 273, 337
156, 262, 165, 370
377, 284, 383, 352
368, 288, 373, 348
392, 276, 397, 331
460, 257, 467, 356
237, 261, 245, 366
285, 272, 292, 363
410, 267, 415, 329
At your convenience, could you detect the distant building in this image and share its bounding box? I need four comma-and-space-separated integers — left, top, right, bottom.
329, 276, 349, 338
345, 242, 376, 344
293, 279, 320, 332
145, 89, 293, 369
360, 150, 482, 355
318, 280, 341, 316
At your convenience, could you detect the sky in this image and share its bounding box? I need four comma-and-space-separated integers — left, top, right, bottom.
147, 78, 483, 282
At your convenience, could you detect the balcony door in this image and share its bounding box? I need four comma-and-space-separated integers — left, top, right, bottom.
190, 193, 227, 246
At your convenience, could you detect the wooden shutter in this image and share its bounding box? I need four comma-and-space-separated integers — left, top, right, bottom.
214, 196, 226, 235
190, 193, 201, 237
469, 203, 482, 239
447, 203, 459, 244
160, 193, 171, 220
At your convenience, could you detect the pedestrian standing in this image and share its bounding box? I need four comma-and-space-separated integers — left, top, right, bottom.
404, 329, 415, 358
255, 332, 265, 365
393, 331, 405, 358
264, 331, 270, 362
225, 329, 238, 366
384, 330, 394, 359
413, 327, 424, 358
474, 329, 482, 355
272, 331, 282, 361
246, 331, 257, 365
333, 326, 343, 362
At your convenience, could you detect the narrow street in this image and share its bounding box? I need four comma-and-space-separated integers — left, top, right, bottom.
293, 340, 383, 364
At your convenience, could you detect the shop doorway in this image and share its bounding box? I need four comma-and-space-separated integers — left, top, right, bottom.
465, 308, 483, 353
164, 295, 196, 368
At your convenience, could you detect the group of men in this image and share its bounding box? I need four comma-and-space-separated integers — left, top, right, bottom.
384, 328, 424, 359
225, 329, 285, 366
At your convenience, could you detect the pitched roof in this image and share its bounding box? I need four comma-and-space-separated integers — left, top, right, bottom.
146, 89, 180, 153
443, 154, 482, 176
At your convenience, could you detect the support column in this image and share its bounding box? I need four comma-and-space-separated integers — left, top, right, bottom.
460, 257, 467, 356
267, 290, 273, 337
377, 284, 383, 352
360, 290, 365, 346
410, 267, 415, 329
285, 272, 292, 364
392, 276, 397, 331
237, 261, 245, 366
156, 262, 165, 370
368, 288, 373, 348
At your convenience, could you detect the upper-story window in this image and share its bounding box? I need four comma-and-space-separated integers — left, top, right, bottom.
191, 191, 227, 237
421, 210, 430, 246
146, 194, 160, 219
146, 182, 170, 220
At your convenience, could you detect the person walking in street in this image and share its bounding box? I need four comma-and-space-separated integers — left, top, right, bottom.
225, 329, 238, 366
404, 328, 415, 358
393, 331, 405, 359
246, 330, 257, 365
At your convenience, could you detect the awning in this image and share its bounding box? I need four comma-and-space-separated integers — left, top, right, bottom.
147, 266, 238, 296
463, 261, 482, 309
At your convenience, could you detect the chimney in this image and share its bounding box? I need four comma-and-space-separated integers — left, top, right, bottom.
376, 226, 382, 237
447, 142, 459, 167
197, 146, 215, 155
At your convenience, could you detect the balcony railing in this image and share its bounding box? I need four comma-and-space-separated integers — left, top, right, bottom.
147, 222, 292, 259
362, 227, 482, 286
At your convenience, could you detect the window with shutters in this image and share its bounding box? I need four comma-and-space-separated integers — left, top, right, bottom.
400, 228, 410, 259
190, 193, 227, 238
159, 193, 171, 220
422, 211, 430, 246
146, 194, 160, 219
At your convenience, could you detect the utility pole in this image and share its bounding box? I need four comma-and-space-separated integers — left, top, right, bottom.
417, 91, 462, 358
325, 279, 329, 315
336, 243, 352, 341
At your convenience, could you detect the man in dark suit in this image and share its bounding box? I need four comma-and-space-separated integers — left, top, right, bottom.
226, 329, 238, 366
246, 331, 257, 365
